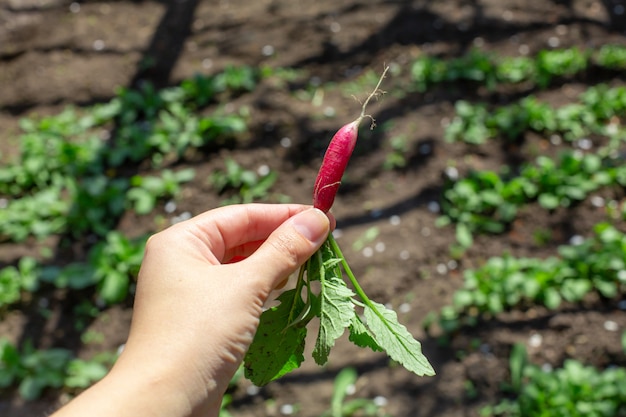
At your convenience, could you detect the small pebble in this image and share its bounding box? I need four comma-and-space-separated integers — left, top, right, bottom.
604, 320, 619, 332
529, 333, 543, 348
427, 201, 440, 213
577, 138, 593, 150
373, 396, 388, 407
246, 385, 260, 396
280, 137, 292, 148
261, 45, 275, 56
93, 39, 105, 51
257, 164, 270, 176
164, 200, 177, 214
399, 303, 411, 313
569, 234, 585, 246
590, 196, 605, 208
445, 166, 459, 180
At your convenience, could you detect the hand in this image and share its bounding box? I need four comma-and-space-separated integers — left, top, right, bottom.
52, 204, 332, 417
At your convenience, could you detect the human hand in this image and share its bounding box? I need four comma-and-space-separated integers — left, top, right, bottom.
53, 204, 331, 417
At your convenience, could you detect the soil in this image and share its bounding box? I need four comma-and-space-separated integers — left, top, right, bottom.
1, 0, 626, 416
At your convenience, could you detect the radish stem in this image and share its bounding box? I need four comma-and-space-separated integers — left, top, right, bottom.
327, 233, 373, 308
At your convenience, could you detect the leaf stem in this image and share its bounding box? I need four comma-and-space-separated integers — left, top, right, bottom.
287, 262, 307, 324
326, 233, 372, 308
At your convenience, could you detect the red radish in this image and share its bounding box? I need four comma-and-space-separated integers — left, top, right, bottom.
313, 66, 390, 213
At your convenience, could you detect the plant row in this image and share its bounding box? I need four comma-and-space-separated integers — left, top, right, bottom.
438, 149, 626, 248
0, 231, 146, 308
483, 345, 626, 417
445, 83, 626, 145
411, 44, 626, 92
425, 222, 625, 335
0, 66, 260, 242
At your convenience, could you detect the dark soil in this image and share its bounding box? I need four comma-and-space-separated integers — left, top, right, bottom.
1, 1, 625, 416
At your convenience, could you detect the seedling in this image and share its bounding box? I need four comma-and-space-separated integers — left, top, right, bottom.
244, 67, 434, 386
211, 158, 281, 205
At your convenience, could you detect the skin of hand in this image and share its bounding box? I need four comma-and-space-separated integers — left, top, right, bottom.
52, 204, 332, 417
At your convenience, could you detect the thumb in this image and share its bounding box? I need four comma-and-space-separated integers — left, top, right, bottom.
244, 208, 330, 289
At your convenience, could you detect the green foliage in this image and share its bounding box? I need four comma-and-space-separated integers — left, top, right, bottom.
211, 158, 281, 205
245, 235, 434, 386
439, 150, 626, 247
127, 168, 195, 214
428, 223, 626, 334
320, 367, 388, 417
483, 345, 626, 417
0, 66, 252, 242
383, 134, 409, 170
445, 84, 626, 144
0, 257, 39, 308
38, 231, 147, 305
411, 45, 626, 92
0, 339, 112, 401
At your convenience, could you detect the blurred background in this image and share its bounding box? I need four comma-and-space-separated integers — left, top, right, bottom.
1, 1, 626, 416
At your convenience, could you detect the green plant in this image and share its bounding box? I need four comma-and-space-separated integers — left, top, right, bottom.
0, 257, 39, 308
211, 158, 280, 205
596, 44, 626, 69
383, 134, 409, 170
483, 345, 626, 417
427, 223, 626, 334
39, 232, 147, 305
127, 168, 195, 214
411, 45, 624, 92
439, 150, 626, 247
0, 339, 113, 400
320, 367, 387, 417
445, 84, 626, 145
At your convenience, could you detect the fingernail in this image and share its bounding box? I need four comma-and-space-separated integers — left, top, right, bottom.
292, 208, 330, 245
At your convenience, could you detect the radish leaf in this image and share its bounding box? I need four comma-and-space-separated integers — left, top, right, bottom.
348, 315, 382, 352
312, 245, 356, 365
364, 301, 435, 376
244, 289, 308, 386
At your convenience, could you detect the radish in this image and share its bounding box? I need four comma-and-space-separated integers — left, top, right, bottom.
245, 66, 435, 383
313, 66, 390, 213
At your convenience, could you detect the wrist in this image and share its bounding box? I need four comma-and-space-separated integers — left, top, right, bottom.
53, 353, 223, 417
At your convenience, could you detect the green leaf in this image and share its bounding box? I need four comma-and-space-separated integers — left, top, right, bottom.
64, 359, 108, 388
98, 271, 130, 304
312, 248, 356, 365
456, 222, 474, 248
364, 301, 435, 376
244, 289, 307, 386
348, 315, 382, 352
330, 367, 358, 416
